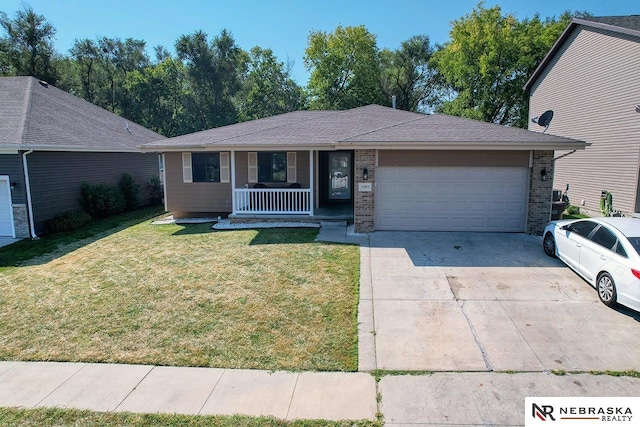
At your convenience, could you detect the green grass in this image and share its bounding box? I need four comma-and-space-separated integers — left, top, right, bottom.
0, 210, 360, 371
561, 213, 590, 220
0, 408, 381, 427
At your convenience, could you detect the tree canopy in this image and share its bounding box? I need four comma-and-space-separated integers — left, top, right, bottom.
0, 5, 56, 83
0, 3, 583, 134
430, 2, 574, 127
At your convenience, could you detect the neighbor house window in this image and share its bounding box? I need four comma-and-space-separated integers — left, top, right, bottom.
258, 152, 287, 183
192, 153, 221, 182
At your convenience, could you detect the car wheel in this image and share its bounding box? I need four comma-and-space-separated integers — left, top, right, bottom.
597, 272, 617, 307
543, 233, 556, 258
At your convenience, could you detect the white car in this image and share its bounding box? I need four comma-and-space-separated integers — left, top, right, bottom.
543, 217, 640, 312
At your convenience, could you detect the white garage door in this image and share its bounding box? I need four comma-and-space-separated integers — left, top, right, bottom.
0, 176, 15, 237
375, 167, 528, 232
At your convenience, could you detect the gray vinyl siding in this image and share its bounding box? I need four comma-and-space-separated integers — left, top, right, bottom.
528, 26, 640, 215
165, 152, 232, 214
0, 154, 26, 204
378, 150, 529, 167
28, 151, 159, 232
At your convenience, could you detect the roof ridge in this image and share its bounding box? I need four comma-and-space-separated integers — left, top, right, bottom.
193, 110, 343, 145
339, 113, 427, 142
18, 77, 35, 145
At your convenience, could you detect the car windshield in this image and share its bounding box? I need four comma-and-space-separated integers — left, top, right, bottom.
627, 237, 640, 255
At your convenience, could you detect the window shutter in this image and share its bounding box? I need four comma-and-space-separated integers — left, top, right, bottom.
287, 152, 297, 183
248, 152, 258, 183
220, 152, 230, 183
182, 152, 192, 183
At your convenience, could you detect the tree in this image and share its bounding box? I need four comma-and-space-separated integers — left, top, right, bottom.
430, 2, 573, 128
70, 38, 102, 103
0, 5, 57, 82
304, 25, 384, 110
380, 35, 438, 112
176, 29, 246, 131
124, 57, 188, 137
237, 46, 306, 121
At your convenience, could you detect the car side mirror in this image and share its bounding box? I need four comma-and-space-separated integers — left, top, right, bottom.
561, 224, 572, 231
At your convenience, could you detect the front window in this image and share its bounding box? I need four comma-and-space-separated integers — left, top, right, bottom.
192, 153, 220, 182
258, 152, 286, 183
568, 220, 598, 238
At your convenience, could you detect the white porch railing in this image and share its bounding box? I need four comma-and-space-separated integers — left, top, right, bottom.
233, 188, 312, 215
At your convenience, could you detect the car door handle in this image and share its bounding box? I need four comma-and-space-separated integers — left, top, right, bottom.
575, 243, 582, 247
600, 255, 608, 261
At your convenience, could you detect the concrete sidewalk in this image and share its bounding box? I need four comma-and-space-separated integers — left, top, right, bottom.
0, 361, 377, 421
2, 361, 639, 425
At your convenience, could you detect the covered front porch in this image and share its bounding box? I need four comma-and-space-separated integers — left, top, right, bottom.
229, 149, 354, 221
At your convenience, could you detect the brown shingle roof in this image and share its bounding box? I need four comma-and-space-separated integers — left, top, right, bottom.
143, 104, 584, 150
0, 76, 164, 151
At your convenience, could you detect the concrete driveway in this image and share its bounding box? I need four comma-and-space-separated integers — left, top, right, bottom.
358, 232, 640, 372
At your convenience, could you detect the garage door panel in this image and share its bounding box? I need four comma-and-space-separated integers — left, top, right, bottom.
0, 177, 15, 237
375, 166, 528, 232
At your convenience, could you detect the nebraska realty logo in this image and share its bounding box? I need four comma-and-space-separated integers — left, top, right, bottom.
525, 397, 639, 426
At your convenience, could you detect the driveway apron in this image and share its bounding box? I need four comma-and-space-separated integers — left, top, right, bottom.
359, 231, 640, 372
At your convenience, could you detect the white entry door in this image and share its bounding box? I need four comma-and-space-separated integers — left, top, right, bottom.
375, 167, 528, 232
0, 176, 15, 237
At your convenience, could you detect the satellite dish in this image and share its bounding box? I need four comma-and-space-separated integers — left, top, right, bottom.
536, 110, 554, 132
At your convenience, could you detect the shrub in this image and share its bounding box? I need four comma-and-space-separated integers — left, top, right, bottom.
44, 210, 92, 234
120, 173, 140, 210
147, 175, 163, 204
565, 205, 580, 216
81, 182, 126, 218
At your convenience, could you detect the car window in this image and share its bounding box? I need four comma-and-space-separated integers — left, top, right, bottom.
589, 226, 617, 250
615, 242, 628, 257
568, 221, 598, 238
626, 237, 640, 256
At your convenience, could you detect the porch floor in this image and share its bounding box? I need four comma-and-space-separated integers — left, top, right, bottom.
229, 204, 353, 223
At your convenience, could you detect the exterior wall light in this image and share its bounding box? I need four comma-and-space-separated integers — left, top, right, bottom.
363, 168, 369, 180
540, 168, 547, 181
10, 181, 17, 190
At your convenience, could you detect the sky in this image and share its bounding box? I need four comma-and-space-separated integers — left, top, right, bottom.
2, 0, 638, 84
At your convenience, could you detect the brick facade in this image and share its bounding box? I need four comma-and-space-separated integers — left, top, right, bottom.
354, 149, 376, 233
527, 150, 554, 236
12, 204, 29, 238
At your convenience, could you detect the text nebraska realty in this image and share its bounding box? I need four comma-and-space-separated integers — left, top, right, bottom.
551, 405, 632, 422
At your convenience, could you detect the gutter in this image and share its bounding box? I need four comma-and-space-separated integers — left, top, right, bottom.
21, 149, 38, 239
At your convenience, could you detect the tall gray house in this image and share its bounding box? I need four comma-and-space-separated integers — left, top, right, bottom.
0, 76, 164, 238
525, 16, 640, 216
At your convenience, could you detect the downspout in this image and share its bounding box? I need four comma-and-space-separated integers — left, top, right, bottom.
21, 149, 38, 239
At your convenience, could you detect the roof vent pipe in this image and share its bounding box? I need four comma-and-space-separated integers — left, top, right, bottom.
392, 95, 397, 109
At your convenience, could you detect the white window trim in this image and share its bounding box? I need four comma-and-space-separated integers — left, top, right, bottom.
287, 152, 297, 183
220, 152, 230, 183
182, 152, 193, 183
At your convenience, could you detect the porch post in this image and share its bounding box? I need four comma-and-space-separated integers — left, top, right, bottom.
230, 150, 236, 214
309, 150, 314, 216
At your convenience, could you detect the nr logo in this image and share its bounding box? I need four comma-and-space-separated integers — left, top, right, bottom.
533, 403, 556, 421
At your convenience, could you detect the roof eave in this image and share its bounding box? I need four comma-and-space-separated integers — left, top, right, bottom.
336, 141, 588, 150
16, 145, 144, 153
140, 143, 339, 152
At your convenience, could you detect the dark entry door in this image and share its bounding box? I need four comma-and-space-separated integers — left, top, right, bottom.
328, 151, 352, 201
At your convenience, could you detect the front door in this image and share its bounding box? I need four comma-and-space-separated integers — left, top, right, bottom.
328, 152, 351, 201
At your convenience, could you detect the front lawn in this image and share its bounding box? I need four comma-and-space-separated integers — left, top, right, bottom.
0, 211, 360, 371
0, 408, 381, 427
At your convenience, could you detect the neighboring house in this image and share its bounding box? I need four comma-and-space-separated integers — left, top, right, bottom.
0, 76, 165, 238
525, 16, 640, 216
142, 104, 585, 235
